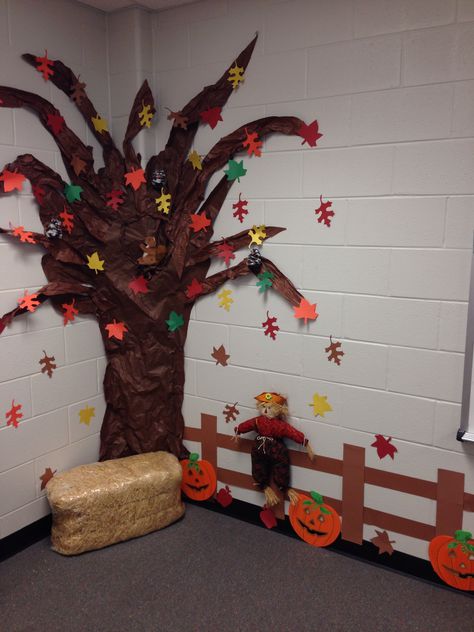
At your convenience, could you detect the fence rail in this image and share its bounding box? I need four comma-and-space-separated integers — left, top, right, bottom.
184, 414, 474, 544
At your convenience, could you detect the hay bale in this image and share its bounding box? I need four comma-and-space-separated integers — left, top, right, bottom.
46, 451, 184, 555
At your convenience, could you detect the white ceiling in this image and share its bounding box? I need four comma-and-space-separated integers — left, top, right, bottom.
78, 0, 197, 11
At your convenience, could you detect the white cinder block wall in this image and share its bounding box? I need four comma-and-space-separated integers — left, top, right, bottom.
1, 0, 474, 563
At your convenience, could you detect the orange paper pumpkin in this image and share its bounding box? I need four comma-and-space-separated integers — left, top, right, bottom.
180, 453, 217, 501
429, 530, 474, 591
289, 491, 341, 547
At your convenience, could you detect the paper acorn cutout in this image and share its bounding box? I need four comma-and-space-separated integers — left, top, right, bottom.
180, 453, 217, 501
289, 491, 341, 547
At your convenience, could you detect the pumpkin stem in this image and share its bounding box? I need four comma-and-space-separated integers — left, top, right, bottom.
454, 530, 472, 543
188, 453, 200, 471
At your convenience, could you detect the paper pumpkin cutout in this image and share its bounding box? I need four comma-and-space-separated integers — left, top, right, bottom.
12, 226, 35, 244
155, 189, 171, 214
216, 486, 233, 508
138, 103, 154, 128
199, 106, 222, 129
39, 351, 56, 378
62, 299, 78, 325
325, 336, 344, 365
223, 402, 239, 423
211, 344, 230, 367
35, 50, 54, 81
260, 505, 277, 529
190, 213, 211, 232
64, 183, 83, 203
298, 120, 323, 147
371, 435, 397, 460
309, 393, 332, 418
185, 278, 203, 300
243, 128, 262, 157
217, 288, 233, 311
0, 169, 26, 192
79, 405, 95, 426
216, 242, 235, 267
180, 453, 217, 501
224, 159, 246, 182
124, 167, 146, 190
262, 311, 279, 340
289, 492, 341, 547
188, 150, 202, 170
128, 276, 149, 295
429, 531, 474, 591
315, 195, 334, 227
371, 529, 395, 555
5, 400, 23, 428
91, 114, 108, 134
166, 311, 184, 332
59, 207, 74, 234
166, 108, 188, 129
106, 189, 125, 211
40, 467, 57, 490
248, 224, 266, 246
86, 251, 105, 274
228, 64, 244, 89
47, 113, 65, 135
232, 193, 248, 223
18, 290, 40, 312
71, 154, 86, 176
293, 297, 318, 324
105, 319, 128, 341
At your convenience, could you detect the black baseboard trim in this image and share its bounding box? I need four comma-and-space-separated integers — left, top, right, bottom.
0, 514, 52, 563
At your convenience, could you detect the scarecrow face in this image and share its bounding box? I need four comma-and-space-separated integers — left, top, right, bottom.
257, 400, 282, 419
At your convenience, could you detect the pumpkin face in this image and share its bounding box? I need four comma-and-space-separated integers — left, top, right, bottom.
289, 491, 341, 547
180, 453, 216, 501
429, 531, 474, 591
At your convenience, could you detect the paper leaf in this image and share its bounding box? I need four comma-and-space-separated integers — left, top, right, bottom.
17, 290, 40, 312
12, 226, 36, 244
166, 311, 184, 332
223, 402, 239, 423
315, 195, 334, 227
188, 150, 202, 171
39, 350, 56, 378
199, 106, 222, 129
216, 242, 235, 267
232, 193, 248, 223
224, 159, 246, 182
298, 120, 323, 147
228, 64, 244, 89
248, 224, 266, 246
106, 189, 125, 211
47, 113, 65, 135
309, 393, 332, 417
59, 207, 74, 234
128, 275, 149, 295
325, 336, 344, 366
189, 213, 211, 233
371, 435, 398, 460
262, 311, 279, 340
86, 251, 105, 274
32, 185, 46, 205
35, 50, 54, 81
256, 271, 274, 293
310, 491, 324, 505
64, 183, 83, 203
216, 486, 233, 507
243, 128, 262, 157
0, 169, 26, 192
91, 114, 108, 134
155, 189, 171, 215
217, 288, 233, 312
124, 168, 146, 190
70, 78, 86, 104
260, 506, 277, 529
62, 299, 78, 325
166, 109, 188, 129
211, 344, 230, 367
185, 278, 204, 300
5, 400, 23, 428
371, 530, 395, 555
293, 297, 318, 324
40, 467, 57, 490
105, 319, 128, 341
71, 154, 87, 176
138, 102, 154, 128
79, 405, 95, 426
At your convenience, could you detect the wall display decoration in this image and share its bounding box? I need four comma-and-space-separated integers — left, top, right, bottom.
223, 402, 239, 423
325, 335, 344, 365
227, 64, 244, 90
216, 485, 233, 508
248, 224, 266, 246
17, 290, 40, 312
260, 505, 277, 529
105, 319, 128, 341
217, 288, 233, 311
211, 344, 230, 367
40, 467, 57, 490
234, 392, 315, 507
180, 453, 217, 501
293, 298, 318, 324
289, 491, 341, 547
297, 120, 323, 147
190, 212, 211, 232
371, 435, 398, 460
11, 225, 36, 243
0, 35, 319, 461
371, 529, 395, 555
309, 393, 332, 418
39, 350, 56, 378
262, 311, 279, 340
5, 400, 23, 428
216, 241, 235, 267
242, 128, 262, 157
79, 405, 95, 426
429, 531, 474, 591
256, 271, 274, 293
232, 193, 249, 223
188, 150, 202, 171
128, 275, 149, 295
314, 195, 334, 227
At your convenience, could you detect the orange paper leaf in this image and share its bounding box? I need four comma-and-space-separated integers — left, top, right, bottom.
189, 213, 211, 233
62, 299, 78, 325
293, 298, 318, 324
59, 207, 74, 234
0, 169, 26, 192
17, 290, 40, 312
12, 225, 36, 244
124, 168, 146, 190
40, 467, 57, 490
105, 319, 128, 341
35, 50, 54, 81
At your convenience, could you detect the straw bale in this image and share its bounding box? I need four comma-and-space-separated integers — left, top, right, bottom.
46, 451, 184, 555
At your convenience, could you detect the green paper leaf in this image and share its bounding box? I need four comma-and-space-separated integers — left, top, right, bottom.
447, 541, 458, 549
302, 500, 312, 505
190, 453, 199, 461
64, 183, 83, 203
454, 530, 472, 543
310, 490, 324, 505
256, 271, 274, 293
166, 311, 184, 332
320, 506, 331, 515
224, 159, 247, 182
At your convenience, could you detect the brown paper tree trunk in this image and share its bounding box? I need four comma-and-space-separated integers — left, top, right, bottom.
0, 36, 310, 460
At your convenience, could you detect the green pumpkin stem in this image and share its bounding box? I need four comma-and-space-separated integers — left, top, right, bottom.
188, 453, 201, 471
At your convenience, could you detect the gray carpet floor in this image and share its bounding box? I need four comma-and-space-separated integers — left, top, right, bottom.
0, 504, 473, 632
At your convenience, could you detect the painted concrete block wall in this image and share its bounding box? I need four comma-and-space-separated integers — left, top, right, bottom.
150, 0, 474, 559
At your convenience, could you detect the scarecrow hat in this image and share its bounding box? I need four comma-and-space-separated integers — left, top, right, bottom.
255, 392, 287, 406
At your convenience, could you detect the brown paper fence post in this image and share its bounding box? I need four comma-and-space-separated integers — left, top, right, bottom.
435, 469, 465, 536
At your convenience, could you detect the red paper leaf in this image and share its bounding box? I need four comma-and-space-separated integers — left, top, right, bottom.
35, 51, 54, 81
47, 113, 65, 136
39, 350, 56, 378
216, 486, 233, 508
293, 298, 318, 324
40, 467, 57, 490
32, 185, 46, 205
325, 335, 344, 366
232, 193, 248, 223
371, 529, 395, 555
211, 344, 230, 367
105, 319, 128, 341
315, 195, 334, 227
199, 106, 223, 129
298, 120, 323, 147
62, 299, 78, 325
260, 505, 277, 529
216, 242, 235, 267
5, 400, 23, 428
190, 213, 211, 233
106, 189, 125, 211
128, 275, 149, 295
185, 278, 203, 300
124, 168, 146, 190
243, 128, 262, 157
223, 402, 239, 423
262, 311, 279, 340
17, 290, 40, 312
0, 169, 26, 192
371, 435, 397, 460
12, 226, 36, 244
59, 207, 74, 234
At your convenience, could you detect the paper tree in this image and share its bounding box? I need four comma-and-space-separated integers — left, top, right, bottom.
0, 35, 317, 461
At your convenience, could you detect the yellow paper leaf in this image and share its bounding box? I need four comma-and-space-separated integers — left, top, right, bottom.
87, 251, 105, 274
79, 405, 95, 426
139, 103, 154, 128
188, 150, 202, 171
218, 288, 233, 312
228, 64, 244, 90
309, 393, 332, 418
155, 188, 171, 214
248, 224, 267, 246
91, 114, 108, 134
